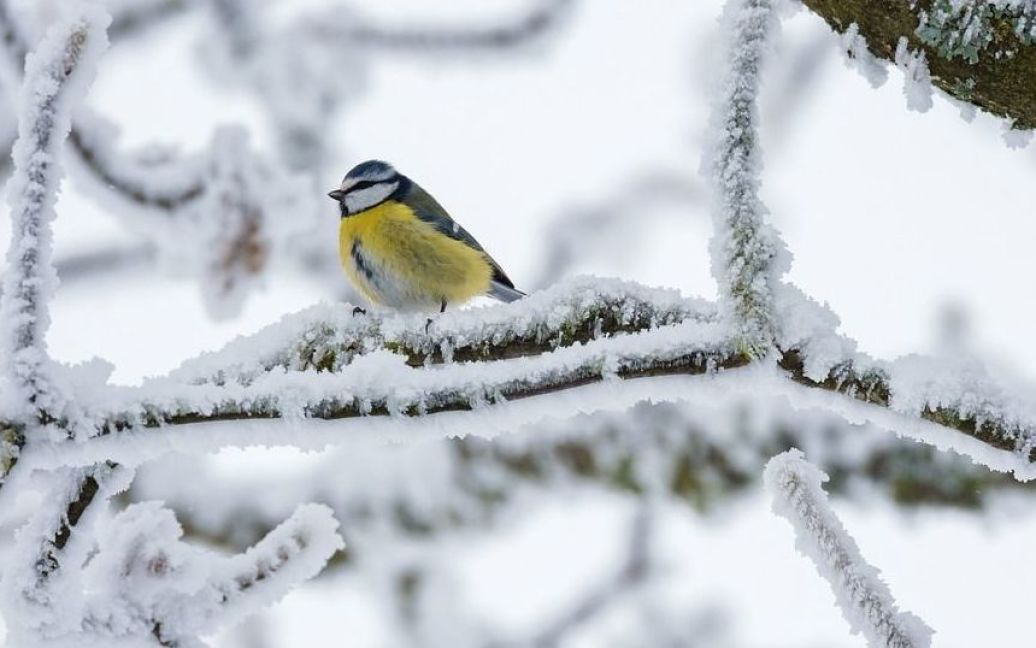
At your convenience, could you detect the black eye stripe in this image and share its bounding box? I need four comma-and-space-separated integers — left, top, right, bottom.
345, 176, 397, 194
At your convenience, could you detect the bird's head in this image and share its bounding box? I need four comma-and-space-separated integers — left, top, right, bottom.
329, 160, 404, 217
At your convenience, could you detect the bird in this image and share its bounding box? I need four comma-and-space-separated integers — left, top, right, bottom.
328, 160, 525, 314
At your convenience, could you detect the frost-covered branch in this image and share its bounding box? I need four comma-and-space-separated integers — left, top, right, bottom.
173, 278, 717, 378
0, 0, 315, 323
705, 0, 789, 356
108, 0, 192, 40
0, 5, 110, 498
133, 397, 1028, 564
779, 349, 1036, 462
802, 0, 1036, 131
3, 278, 1035, 474
0, 0, 202, 212
80, 502, 342, 647
0, 0, 317, 304
764, 449, 934, 648
0, 1, 306, 322
316, 0, 575, 53
2, 464, 121, 643
0, 13, 342, 646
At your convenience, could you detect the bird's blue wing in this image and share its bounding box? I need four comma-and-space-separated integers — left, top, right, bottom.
406, 182, 520, 291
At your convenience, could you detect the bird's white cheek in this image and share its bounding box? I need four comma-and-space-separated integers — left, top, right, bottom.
345, 182, 398, 213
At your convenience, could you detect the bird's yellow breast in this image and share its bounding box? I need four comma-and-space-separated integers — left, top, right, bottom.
338, 200, 493, 310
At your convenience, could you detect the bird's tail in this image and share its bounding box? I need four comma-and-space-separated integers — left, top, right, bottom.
489, 281, 526, 303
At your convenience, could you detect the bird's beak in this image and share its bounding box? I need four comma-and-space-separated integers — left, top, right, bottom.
328, 189, 345, 201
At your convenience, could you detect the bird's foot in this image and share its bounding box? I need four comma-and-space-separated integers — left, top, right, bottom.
352, 306, 367, 316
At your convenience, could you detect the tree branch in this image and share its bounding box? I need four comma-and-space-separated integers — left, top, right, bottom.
108, 0, 192, 41
0, 279, 1019, 489
0, 4, 110, 493
320, 0, 575, 52
778, 350, 1036, 462
3, 464, 121, 641
0, 278, 1031, 476
706, 0, 789, 356
802, 0, 1036, 128
0, 0, 208, 213
133, 395, 1030, 565
765, 449, 934, 647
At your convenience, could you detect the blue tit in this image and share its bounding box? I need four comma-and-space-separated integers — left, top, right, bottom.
328, 160, 525, 313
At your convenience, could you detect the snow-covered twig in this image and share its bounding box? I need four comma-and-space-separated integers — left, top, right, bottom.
79, 503, 343, 646
0, 4, 110, 464
764, 449, 933, 648
2, 463, 124, 643
3, 497, 345, 646
317, 0, 575, 53
705, 0, 789, 357
0, 0, 207, 213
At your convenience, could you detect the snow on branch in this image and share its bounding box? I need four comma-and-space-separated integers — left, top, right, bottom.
0, 0, 315, 318
135, 399, 1028, 559
0, 0, 206, 213
0, 14, 339, 646
705, 0, 789, 357
764, 449, 933, 648
0, 278, 1031, 476
0, 4, 110, 440
171, 278, 717, 384
779, 349, 1036, 464
79, 502, 343, 646
95, 315, 736, 441
2, 463, 124, 643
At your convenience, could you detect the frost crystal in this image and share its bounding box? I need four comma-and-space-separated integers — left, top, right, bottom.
840, 23, 888, 88
1002, 120, 1034, 148
894, 37, 934, 113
